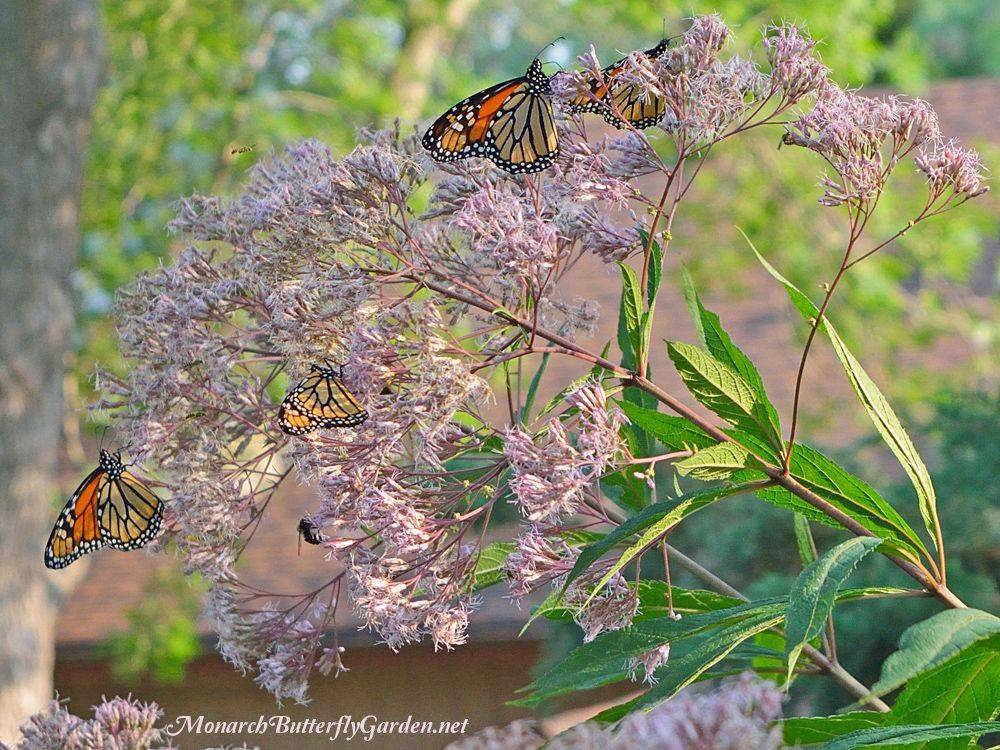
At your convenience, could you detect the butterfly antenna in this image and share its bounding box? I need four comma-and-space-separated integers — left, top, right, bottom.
657, 17, 683, 45
532, 36, 565, 62
119, 440, 135, 466
321, 356, 345, 377
99, 424, 110, 452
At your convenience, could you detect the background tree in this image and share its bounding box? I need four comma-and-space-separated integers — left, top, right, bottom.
0, 0, 103, 741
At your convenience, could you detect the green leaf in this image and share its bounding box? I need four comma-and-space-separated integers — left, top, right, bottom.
600, 467, 649, 514
520, 589, 573, 634
472, 542, 514, 592
646, 233, 663, 306
592, 639, 779, 723
519, 352, 550, 424
815, 723, 1000, 750
794, 514, 818, 565
675, 442, 752, 480
633, 582, 743, 620
557, 529, 604, 546
630, 609, 785, 710
745, 440, 929, 564
836, 586, 919, 603
565, 484, 753, 599
746, 235, 941, 560
785, 537, 882, 682
515, 598, 786, 706
887, 636, 1000, 750
872, 609, 1000, 697
619, 262, 643, 361
583, 487, 752, 608
782, 713, 886, 745
535, 582, 743, 625
639, 309, 654, 365
617, 400, 716, 453
667, 341, 782, 458
682, 267, 782, 453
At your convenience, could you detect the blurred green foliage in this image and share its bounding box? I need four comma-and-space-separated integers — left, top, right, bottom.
679, 133, 998, 409
80, 0, 997, 686
98, 568, 205, 684
77, 0, 999, 412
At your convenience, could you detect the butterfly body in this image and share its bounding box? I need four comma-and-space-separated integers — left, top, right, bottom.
569, 39, 672, 130
44, 449, 164, 569
278, 364, 369, 436
422, 59, 559, 174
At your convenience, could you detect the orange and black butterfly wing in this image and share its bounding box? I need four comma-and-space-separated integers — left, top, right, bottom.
278, 380, 321, 435
601, 77, 667, 130
486, 82, 559, 173
568, 40, 670, 130
422, 76, 529, 164
278, 366, 369, 436
567, 65, 619, 115
44, 468, 106, 569
423, 60, 558, 174
99, 471, 164, 551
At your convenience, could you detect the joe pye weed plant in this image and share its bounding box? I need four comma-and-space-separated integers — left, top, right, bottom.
58, 12, 997, 749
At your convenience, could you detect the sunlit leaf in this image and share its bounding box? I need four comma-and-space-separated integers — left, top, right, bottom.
682, 266, 782, 453
781, 713, 886, 745
472, 542, 515, 591
887, 636, 1000, 750
675, 442, 753, 480
667, 342, 782, 457
815, 722, 1000, 750
871, 609, 1000, 697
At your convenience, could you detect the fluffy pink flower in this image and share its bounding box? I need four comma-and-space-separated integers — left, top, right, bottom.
628, 643, 672, 684
504, 529, 577, 596
916, 139, 989, 197
763, 24, 828, 102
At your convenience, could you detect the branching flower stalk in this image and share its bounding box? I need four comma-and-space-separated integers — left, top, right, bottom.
102, 15, 986, 707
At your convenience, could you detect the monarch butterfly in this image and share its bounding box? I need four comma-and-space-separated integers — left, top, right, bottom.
568, 38, 673, 130
44, 450, 164, 569
422, 58, 559, 174
278, 363, 369, 436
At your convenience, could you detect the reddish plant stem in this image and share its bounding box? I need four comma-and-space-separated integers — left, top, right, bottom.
638, 151, 687, 379
783, 242, 855, 472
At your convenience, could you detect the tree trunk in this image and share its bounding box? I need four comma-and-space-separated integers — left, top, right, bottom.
0, 0, 103, 741
388, 0, 480, 120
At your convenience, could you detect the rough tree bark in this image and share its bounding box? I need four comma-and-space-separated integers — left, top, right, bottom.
0, 0, 103, 741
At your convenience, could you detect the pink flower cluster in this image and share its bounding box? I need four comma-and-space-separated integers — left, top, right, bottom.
1, 697, 170, 750
101, 14, 987, 707
447, 673, 786, 750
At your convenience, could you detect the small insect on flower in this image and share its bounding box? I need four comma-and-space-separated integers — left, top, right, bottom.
278, 363, 369, 436
297, 517, 323, 553
421, 47, 560, 174
44, 449, 164, 569
230, 144, 255, 154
